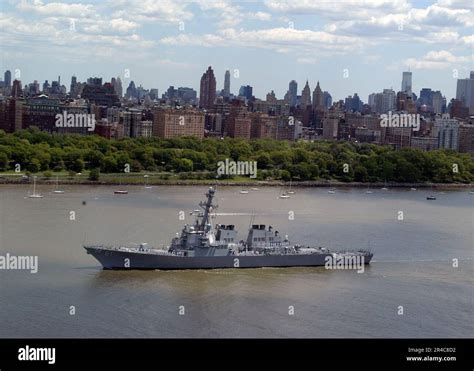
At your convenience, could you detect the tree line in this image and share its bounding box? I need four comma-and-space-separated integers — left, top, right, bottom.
0, 127, 473, 183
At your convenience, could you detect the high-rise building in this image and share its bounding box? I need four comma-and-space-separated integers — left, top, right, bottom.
113, 77, 123, 98
223, 70, 230, 98
11, 80, 22, 97
301, 80, 311, 107
176, 87, 197, 104
312, 81, 324, 109
323, 91, 332, 109
238, 85, 253, 101
456, 71, 474, 114
449, 99, 469, 119
381, 88, 396, 113
419, 88, 432, 107
122, 109, 142, 137
266, 90, 277, 104
125, 81, 137, 99
82, 82, 120, 107
199, 66, 216, 109
431, 91, 444, 114
70, 75, 77, 96
289, 80, 297, 107
433, 117, 460, 151
401, 71, 412, 94
153, 108, 205, 138
227, 104, 252, 139
4, 70, 11, 88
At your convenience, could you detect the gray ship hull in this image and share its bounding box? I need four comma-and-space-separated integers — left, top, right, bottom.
85, 246, 373, 270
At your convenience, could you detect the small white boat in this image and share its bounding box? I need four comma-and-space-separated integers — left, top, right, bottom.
239, 190, 249, 194
279, 193, 290, 199
144, 174, 152, 189
28, 176, 43, 198
250, 187, 259, 191
469, 191, 474, 194
426, 195, 436, 200
410, 188, 417, 191
52, 176, 64, 194
115, 174, 128, 194
328, 189, 336, 194
287, 181, 295, 194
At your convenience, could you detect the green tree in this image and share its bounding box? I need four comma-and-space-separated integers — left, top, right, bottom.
27, 158, 41, 173
89, 168, 100, 181
0, 152, 8, 171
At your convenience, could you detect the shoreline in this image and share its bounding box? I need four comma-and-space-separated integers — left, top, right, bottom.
0, 177, 472, 189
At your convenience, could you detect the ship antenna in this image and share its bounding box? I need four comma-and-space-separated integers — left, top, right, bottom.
248, 213, 255, 231
199, 186, 216, 230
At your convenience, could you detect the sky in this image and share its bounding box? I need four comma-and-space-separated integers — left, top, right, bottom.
0, 0, 472, 102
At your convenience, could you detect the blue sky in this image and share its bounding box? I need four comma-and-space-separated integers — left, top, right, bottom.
0, 0, 472, 102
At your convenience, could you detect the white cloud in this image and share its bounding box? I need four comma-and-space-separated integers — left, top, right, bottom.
161, 27, 365, 54
17, 0, 94, 17
403, 50, 470, 70
265, 0, 412, 19
108, 0, 193, 24
248, 12, 272, 21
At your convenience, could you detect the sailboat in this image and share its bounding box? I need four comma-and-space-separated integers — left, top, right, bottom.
287, 180, 295, 194
28, 176, 44, 198
144, 174, 152, 189
327, 188, 336, 194
114, 174, 128, 194
426, 184, 436, 200
279, 186, 290, 198
52, 175, 64, 194
381, 180, 388, 191
365, 184, 373, 194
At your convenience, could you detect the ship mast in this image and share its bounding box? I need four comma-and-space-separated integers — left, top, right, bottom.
199, 187, 216, 230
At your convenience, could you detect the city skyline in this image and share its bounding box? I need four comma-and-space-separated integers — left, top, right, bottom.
0, 0, 472, 102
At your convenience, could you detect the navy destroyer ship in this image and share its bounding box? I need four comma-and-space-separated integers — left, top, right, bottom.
84, 187, 373, 269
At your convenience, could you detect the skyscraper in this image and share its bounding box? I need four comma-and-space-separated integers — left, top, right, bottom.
199, 66, 216, 109
301, 80, 311, 107
11, 79, 22, 97
289, 80, 297, 107
456, 71, 474, 114
238, 85, 253, 100
223, 70, 230, 98
70, 75, 77, 96
4, 70, 11, 88
323, 91, 332, 109
113, 77, 123, 98
401, 71, 412, 94
381, 88, 396, 113
312, 81, 324, 109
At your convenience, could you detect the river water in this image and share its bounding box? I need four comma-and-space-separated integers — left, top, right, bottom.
0, 185, 472, 337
